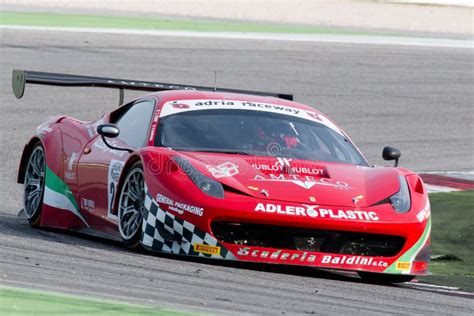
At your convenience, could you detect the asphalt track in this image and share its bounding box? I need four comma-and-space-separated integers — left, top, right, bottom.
1, 29, 473, 314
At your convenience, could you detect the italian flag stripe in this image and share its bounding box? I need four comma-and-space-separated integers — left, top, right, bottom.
384, 216, 431, 274
43, 166, 88, 226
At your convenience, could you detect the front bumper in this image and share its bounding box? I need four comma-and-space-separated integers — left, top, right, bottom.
141, 188, 431, 276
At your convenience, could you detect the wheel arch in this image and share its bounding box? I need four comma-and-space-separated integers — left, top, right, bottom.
18, 137, 43, 184
111, 153, 143, 216
18, 117, 65, 184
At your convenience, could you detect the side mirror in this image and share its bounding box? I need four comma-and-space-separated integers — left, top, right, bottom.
96, 123, 132, 153
97, 123, 120, 138
382, 146, 401, 167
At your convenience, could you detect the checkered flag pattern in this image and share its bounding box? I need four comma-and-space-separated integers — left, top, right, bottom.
141, 189, 235, 260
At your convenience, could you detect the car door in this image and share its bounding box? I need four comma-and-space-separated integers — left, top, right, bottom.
77, 99, 156, 236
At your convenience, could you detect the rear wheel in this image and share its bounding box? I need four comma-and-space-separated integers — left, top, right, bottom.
23, 144, 46, 227
358, 272, 415, 284
118, 162, 145, 249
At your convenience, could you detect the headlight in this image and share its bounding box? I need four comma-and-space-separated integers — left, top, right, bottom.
389, 176, 411, 213
172, 156, 224, 199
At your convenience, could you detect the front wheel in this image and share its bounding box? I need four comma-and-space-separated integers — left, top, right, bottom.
118, 162, 146, 249
358, 272, 415, 284
23, 144, 46, 227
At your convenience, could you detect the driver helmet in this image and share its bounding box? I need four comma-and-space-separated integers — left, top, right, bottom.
255, 122, 299, 149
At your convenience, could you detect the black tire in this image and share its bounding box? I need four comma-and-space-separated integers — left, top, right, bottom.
23, 144, 46, 227
117, 161, 145, 249
358, 272, 415, 284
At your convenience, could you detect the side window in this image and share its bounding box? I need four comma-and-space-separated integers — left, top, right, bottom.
115, 100, 155, 148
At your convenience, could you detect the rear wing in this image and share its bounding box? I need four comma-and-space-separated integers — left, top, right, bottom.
12, 70, 293, 105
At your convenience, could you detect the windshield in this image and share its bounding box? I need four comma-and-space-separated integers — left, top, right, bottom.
156, 109, 367, 166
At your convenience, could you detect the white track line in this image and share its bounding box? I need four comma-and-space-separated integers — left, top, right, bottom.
425, 184, 461, 193
407, 284, 474, 297
408, 282, 459, 290
386, 0, 474, 7
406, 282, 474, 297
2, 25, 473, 49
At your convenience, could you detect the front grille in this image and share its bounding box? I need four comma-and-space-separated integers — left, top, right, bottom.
211, 222, 405, 257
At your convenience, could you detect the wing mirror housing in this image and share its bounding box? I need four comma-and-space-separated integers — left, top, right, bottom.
97, 123, 120, 138
96, 123, 132, 153
382, 146, 401, 167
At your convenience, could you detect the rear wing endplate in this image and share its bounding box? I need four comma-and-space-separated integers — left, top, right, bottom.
12, 70, 293, 105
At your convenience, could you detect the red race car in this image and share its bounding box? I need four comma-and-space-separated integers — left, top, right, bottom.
13, 70, 431, 283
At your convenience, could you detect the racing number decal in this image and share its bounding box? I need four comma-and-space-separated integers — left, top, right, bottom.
110, 182, 116, 209
108, 159, 125, 219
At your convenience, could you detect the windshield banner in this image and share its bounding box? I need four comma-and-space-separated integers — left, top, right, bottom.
160, 99, 342, 134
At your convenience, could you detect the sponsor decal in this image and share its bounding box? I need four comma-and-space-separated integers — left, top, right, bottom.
93, 138, 126, 157
237, 247, 388, 267
107, 160, 125, 219
172, 103, 190, 109
396, 262, 411, 271
276, 157, 292, 167
252, 173, 350, 190
306, 111, 323, 121
321, 255, 388, 267
254, 203, 379, 221
206, 162, 239, 178
305, 110, 341, 132
193, 243, 221, 255
81, 198, 95, 211
141, 190, 235, 260
148, 113, 160, 142
160, 99, 343, 135
148, 125, 156, 142
156, 193, 204, 216
352, 195, 364, 205
416, 200, 431, 223
237, 247, 317, 263
190, 100, 300, 115
252, 158, 326, 177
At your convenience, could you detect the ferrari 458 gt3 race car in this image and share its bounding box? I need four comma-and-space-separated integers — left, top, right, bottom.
13, 70, 431, 283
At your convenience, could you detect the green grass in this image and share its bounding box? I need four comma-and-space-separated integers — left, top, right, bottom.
419, 191, 474, 292
0, 286, 193, 316
0, 11, 386, 36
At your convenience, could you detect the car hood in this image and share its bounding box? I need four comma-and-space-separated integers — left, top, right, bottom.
176, 151, 400, 207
